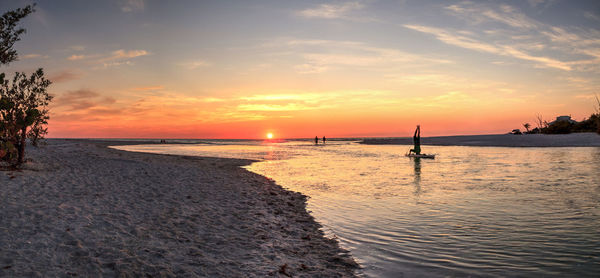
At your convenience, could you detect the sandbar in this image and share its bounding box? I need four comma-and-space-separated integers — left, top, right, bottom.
360, 132, 600, 147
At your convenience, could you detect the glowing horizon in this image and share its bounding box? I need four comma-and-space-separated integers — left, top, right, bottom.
2, 1, 599, 139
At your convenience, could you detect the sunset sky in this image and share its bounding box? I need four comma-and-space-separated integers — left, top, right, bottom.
2, 0, 599, 139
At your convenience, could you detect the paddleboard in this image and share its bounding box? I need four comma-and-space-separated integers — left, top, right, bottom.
405, 153, 435, 159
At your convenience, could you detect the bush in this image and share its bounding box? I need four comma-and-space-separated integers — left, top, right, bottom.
0, 69, 52, 165
543, 120, 574, 134
0, 140, 17, 162
572, 114, 599, 133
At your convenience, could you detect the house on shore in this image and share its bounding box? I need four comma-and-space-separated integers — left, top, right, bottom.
549, 115, 577, 125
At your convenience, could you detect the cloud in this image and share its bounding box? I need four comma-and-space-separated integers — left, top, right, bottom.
70, 45, 85, 51
298, 1, 372, 21
445, 2, 537, 29
120, 0, 144, 13
403, 24, 572, 71
101, 61, 134, 68
22, 54, 46, 59
66, 49, 150, 68
527, 0, 546, 7
240, 94, 323, 102
574, 94, 596, 99
264, 38, 451, 74
237, 103, 327, 112
437, 1, 600, 72
180, 60, 211, 70
67, 54, 86, 61
49, 70, 82, 83
202, 97, 226, 103
404, 24, 501, 53
106, 49, 149, 61
132, 86, 164, 91
584, 11, 600, 22
293, 63, 328, 74
54, 89, 116, 111
501, 46, 571, 71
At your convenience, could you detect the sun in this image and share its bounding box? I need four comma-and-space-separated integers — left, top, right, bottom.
266, 132, 273, 139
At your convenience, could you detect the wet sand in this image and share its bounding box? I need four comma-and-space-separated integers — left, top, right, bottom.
0, 139, 357, 277
361, 132, 600, 147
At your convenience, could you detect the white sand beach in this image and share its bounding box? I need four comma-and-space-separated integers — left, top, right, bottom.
361, 132, 600, 147
0, 139, 357, 277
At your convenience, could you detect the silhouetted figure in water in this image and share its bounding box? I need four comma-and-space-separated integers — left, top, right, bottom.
323, 136, 326, 144
409, 125, 421, 155
315, 136, 319, 145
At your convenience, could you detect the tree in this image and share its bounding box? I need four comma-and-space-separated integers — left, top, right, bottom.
0, 69, 52, 164
590, 95, 600, 134
535, 114, 545, 133
0, 5, 35, 65
522, 123, 531, 133
1, 5, 52, 166
544, 120, 573, 134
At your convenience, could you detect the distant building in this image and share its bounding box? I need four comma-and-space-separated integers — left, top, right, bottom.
549, 115, 577, 125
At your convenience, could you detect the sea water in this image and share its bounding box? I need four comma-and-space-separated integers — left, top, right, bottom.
113, 140, 600, 277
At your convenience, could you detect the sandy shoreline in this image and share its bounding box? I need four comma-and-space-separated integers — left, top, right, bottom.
0, 139, 357, 277
360, 132, 600, 147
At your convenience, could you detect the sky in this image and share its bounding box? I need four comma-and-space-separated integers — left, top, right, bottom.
1, 0, 599, 139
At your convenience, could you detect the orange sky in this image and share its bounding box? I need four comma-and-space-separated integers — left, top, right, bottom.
3, 1, 599, 139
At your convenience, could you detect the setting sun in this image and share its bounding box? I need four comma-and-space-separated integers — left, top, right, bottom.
266, 133, 273, 139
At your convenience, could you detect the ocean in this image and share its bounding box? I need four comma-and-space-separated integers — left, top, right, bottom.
113, 139, 600, 277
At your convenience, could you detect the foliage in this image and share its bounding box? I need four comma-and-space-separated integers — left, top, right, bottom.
0, 4, 51, 166
572, 114, 599, 133
536, 114, 599, 135
0, 69, 52, 165
596, 95, 600, 134
0, 140, 16, 161
0, 5, 35, 65
543, 120, 574, 134
535, 114, 544, 132
522, 123, 530, 133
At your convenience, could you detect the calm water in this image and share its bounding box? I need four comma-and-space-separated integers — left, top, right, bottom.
113, 140, 600, 277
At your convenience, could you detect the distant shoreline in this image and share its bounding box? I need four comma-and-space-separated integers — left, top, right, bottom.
360, 132, 600, 147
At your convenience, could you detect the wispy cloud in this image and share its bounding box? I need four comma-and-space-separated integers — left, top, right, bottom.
54, 89, 116, 111
264, 38, 451, 74
502, 46, 571, 71
432, 2, 600, 72
132, 86, 164, 91
21, 53, 48, 59
298, 1, 375, 21
446, 2, 537, 29
67, 54, 86, 61
180, 60, 211, 70
49, 70, 82, 83
404, 24, 501, 53
584, 11, 600, 22
403, 23, 572, 71
104, 49, 149, 61
66, 49, 150, 68
237, 103, 329, 112
69, 45, 85, 51
120, 0, 144, 13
